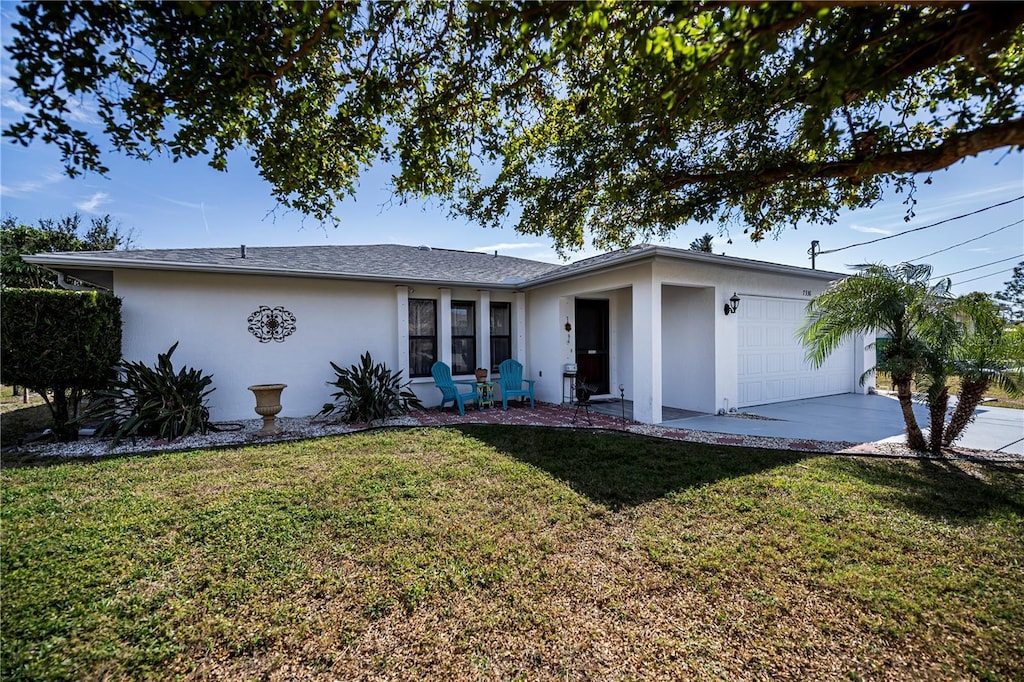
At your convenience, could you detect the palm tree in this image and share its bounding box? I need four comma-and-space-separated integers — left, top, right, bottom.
942, 302, 1024, 446
800, 263, 952, 452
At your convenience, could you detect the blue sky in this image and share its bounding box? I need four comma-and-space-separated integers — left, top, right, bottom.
1, 7, 1021, 296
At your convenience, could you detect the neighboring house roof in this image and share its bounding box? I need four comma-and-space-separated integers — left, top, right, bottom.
24, 242, 846, 290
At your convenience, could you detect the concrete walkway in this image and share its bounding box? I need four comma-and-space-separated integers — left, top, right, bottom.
659, 393, 1024, 455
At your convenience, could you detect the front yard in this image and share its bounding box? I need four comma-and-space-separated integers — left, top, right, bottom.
2, 426, 1022, 680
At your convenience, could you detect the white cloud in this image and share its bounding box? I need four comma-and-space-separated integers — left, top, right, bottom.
156, 194, 205, 210
968, 247, 994, 253
470, 242, 548, 253
1, 182, 34, 197
850, 224, 891, 235
76, 191, 110, 213
65, 100, 97, 124
0, 170, 64, 197
1, 96, 31, 115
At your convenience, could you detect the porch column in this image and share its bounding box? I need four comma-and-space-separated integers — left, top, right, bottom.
715, 286, 739, 413
439, 288, 452, 366
396, 286, 410, 373
632, 276, 663, 424
514, 292, 527, 368
477, 289, 491, 373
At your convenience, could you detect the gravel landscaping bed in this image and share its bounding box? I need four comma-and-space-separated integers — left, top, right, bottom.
2, 404, 1018, 466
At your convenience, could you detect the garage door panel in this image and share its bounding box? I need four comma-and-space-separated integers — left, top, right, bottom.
738, 297, 855, 407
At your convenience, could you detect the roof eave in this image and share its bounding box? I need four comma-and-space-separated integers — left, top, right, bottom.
521, 245, 846, 287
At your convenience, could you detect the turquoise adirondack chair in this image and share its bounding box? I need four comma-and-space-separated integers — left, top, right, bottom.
497, 359, 535, 410
431, 361, 480, 415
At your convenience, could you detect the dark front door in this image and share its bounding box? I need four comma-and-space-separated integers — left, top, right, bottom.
575, 298, 610, 394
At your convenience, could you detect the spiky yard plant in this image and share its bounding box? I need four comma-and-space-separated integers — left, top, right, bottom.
88, 342, 215, 446
318, 352, 423, 424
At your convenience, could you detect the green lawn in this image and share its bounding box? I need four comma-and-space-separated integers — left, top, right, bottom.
874, 374, 1024, 410
2, 427, 1022, 680
0, 385, 50, 447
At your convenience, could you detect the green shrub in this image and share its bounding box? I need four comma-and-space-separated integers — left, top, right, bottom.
319, 351, 422, 423
0, 288, 121, 441
88, 342, 215, 445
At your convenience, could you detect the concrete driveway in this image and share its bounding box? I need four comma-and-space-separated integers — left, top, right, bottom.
659, 393, 1024, 455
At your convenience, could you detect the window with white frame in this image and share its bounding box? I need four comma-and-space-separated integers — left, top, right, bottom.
409, 299, 437, 377
451, 300, 476, 375
490, 301, 512, 372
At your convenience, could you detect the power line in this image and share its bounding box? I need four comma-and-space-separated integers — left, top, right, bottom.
934, 254, 1023, 279
817, 194, 1024, 256
953, 267, 1017, 287
908, 218, 1024, 262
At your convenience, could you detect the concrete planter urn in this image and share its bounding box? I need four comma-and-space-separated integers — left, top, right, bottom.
248, 383, 287, 436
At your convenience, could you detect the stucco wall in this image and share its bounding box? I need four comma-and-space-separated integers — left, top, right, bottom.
651, 257, 873, 411
111, 253, 872, 425
661, 285, 716, 413
525, 263, 650, 406
113, 271, 524, 421
526, 257, 872, 421
115, 270, 401, 421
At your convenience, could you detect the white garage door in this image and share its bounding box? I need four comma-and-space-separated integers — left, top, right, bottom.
737, 296, 855, 407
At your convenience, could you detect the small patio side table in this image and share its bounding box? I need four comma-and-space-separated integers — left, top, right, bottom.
477, 381, 496, 409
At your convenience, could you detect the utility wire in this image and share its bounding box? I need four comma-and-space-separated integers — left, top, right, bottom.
953, 267, 1017, 287
934, 254, 1023, 279
818, 194, 1024, 255
908, 218, 1024, 262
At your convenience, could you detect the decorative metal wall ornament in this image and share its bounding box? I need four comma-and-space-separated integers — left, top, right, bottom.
247, 306, 297, 343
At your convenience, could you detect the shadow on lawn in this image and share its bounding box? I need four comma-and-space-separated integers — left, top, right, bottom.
839, 457, 1024, 522
458, 424, 809, 510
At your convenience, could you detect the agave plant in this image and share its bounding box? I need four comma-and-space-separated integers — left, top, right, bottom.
88, 342, 216, 446
318, 351, 422, 424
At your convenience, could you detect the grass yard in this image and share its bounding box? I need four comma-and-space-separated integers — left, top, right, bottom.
874, 374, 1024, 410
2, 427, 1022, 680
1, 385, 51, 447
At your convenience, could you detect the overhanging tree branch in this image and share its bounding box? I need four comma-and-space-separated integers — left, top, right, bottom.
662, 118, 1024, 190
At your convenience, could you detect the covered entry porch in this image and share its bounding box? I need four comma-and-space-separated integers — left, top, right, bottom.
554, 275, 726, 425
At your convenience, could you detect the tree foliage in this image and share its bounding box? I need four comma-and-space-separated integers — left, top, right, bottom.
5, 2, 1023, 253
993, 262, 1024, 324
688, 233, 715, 253
942, 300, 1023, 446
0, 288, 122, 441
0, 213, 132, 288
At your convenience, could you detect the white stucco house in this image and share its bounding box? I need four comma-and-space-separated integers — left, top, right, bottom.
26, 243, 874, 424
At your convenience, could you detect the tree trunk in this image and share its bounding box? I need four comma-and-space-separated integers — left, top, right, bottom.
894, 376, 927, 451
49, 389, 80, 442
943, 379, 989, 446
928, 386, 949, 455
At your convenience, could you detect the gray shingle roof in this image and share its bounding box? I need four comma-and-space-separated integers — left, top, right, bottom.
26, 242, 845, 288
30, 244, 561, 287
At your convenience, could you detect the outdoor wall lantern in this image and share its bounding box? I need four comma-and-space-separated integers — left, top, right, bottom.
723, 293, 741, 316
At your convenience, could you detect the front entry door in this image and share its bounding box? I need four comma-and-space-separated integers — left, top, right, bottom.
575, 298, 610, 394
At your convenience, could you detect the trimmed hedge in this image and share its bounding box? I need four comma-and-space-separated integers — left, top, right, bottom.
0, 288, 122, 441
